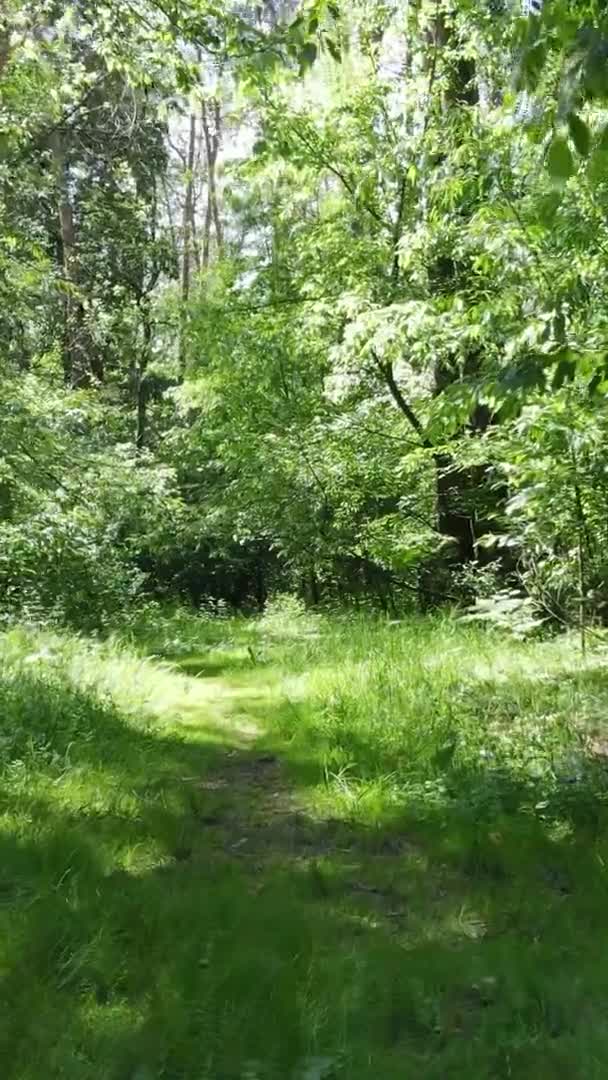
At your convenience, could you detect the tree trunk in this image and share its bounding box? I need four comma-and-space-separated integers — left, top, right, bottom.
434, 454, 476, 564
178, 110, 197, 379
50, 131, 90, 388
162, 173, 178, 257
0, 22, 11, 80
132, 134, 160, 452
428, 5, 482, 571
135, 298, 152, 452
202, 196, 212, 270
201, 97, 223, 269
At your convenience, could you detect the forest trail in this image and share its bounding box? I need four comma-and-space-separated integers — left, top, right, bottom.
162, 654, 417, 909
167, 661, 367, 874
6, 625, 608, 1078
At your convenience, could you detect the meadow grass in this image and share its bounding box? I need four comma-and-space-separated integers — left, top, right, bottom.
2, 607, 608, 1077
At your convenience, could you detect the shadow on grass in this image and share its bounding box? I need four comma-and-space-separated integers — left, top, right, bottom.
168, 651, 258, 679
4, 661, 608, 1078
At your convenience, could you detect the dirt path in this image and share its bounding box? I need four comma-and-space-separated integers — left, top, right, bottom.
170, 668, 416, 924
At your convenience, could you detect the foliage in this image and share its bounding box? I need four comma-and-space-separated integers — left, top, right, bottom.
462, 588, 545, 637
0, 365, 181, 628
3, 0, 608, 621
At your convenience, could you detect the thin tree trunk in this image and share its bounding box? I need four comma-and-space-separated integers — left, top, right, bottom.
135, 298, 152, 452
190, 112, 204, 271
0, 23, 11, 80
133, 150, 160, 453
50, 131, 90, 388
570, 441, 588, 655
191, 206, 201, 271
210, 99, 223, 250
202, 196, 212, 269
162, 173, 178, 256
178, 110, 197, 379
201, 96, 223, 268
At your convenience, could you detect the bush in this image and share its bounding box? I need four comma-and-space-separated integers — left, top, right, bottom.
0, 509, 144, 632
258, 593, 322, 641
119, 599, 235, 656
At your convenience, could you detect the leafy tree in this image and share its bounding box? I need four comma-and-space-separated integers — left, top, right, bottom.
3, 0, 608, 623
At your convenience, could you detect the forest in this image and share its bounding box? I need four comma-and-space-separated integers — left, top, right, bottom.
4, 0, 608, 1076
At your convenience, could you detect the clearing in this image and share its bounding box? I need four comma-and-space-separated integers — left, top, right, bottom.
3, 613, 608, 1078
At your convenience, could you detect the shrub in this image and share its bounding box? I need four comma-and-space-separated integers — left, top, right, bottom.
0, 509, 144, 632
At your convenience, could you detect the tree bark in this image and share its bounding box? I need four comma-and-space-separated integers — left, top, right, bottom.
135, 297, 152, 452
50, 131, 90, 388
178, 110, 197, 379
201, 97, 223, 268
132, 125, 160, 452
0, 22, 11, 80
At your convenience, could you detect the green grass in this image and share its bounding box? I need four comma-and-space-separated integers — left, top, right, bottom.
3, 608, 608, 1077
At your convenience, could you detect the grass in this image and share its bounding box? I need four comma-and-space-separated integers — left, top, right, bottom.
3, 604, 608, 1077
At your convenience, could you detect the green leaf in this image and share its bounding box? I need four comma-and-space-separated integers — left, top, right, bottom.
567, 112, 590, 157
588, 372, 604, 397
552, 356, 576, 390
325, 36, 341, 62
546, 135, 575, 180
519, 40, 546, 93
537, 190, 562, 226
583, 42, 608, 99
502, 360, 546, 393
299, 41, 318, 73
175, 64, 196, 93
587, 146, 608, 186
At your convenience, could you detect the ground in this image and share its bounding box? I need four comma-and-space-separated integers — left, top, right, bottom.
3, 612, 608, 1078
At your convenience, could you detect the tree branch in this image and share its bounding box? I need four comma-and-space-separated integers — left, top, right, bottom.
11, 70, 111, 166
390, 175, 407, 288
229, 292, 340, 314
370, 349, 431, 446
285, 118, 390, 231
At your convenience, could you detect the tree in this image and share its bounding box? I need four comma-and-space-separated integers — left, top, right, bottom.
4, 0, 608, 621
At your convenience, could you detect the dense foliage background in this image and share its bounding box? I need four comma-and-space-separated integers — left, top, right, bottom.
3, 0, 608, 630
